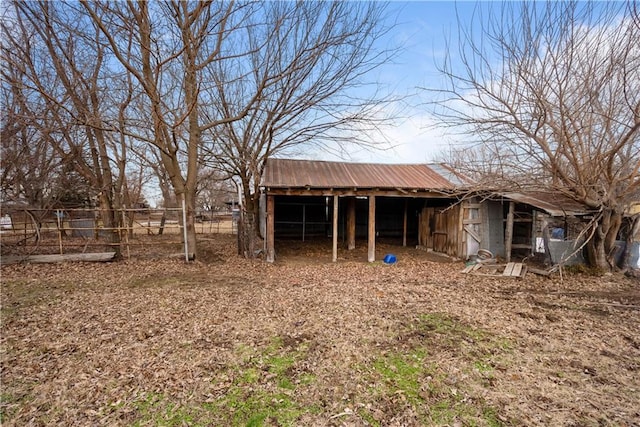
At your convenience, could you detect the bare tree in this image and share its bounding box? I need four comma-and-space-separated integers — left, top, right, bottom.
0, 62, 61, 207
431, 1, 640, 270
3, 1, 131, 256
201, 1, 395, 257
80, 0, 259, 260
77, 1, 395, 260
196, 168, 235, 213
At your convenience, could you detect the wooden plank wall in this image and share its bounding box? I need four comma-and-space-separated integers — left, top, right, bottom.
418, 204, 460, 257
419, 207, 434, 249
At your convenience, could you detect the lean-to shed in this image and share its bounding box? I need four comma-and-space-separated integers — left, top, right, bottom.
480, 192, 595, 265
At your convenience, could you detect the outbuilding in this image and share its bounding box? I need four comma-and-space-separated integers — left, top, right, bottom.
260, 158, 478, 263
260, 158, 639, 268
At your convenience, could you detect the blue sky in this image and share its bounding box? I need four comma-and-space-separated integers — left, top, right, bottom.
313, 1, 482, 164
319, 1, 633, 165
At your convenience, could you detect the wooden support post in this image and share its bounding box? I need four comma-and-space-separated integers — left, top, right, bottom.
505, 201, 515, 263
122, 209, 130, 260
266, 195, 275, 263
402, 199, 408, 247
347, 197, 356, 250
56, 209, 63, 255
541, 219, 553, 265
418, 209, 423, 246
368, 195, 376, 262
332, 195, 339, 262
302, 204, 306, 242
458, 203, 465, 258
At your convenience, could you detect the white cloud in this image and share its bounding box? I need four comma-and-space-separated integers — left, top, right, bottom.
307, 105, 459, 164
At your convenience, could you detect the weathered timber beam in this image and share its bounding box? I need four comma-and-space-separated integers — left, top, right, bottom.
368, 195, 376, 262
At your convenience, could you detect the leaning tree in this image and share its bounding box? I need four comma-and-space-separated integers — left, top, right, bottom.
431, 1, 640, 270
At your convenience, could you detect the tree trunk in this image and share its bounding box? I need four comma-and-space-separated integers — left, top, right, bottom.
98, 192, 121, 259
587, 235, 608, 271
158, 212, 166, 235
180, 191, 198, 261
238, 194, 261, 259
586, 208, 623, 271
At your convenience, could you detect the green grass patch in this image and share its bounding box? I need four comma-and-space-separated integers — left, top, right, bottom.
206, 335, 318, 426
416, 312, 488, 344
355, 313, 511, 426
213, 387, 307, 427
130, 392, 200, 427
1, 280, 65, 321
121, 336, 318, 426
473, 360, 494, 374
1, 392, 21, 424
372, 348, 429, 405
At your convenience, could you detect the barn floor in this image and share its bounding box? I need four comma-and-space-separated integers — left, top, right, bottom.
273, 237, 457, 264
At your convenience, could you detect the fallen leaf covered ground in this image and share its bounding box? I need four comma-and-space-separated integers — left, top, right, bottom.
1, 234, 639, 426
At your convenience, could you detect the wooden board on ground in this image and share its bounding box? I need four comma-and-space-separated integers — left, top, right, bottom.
0, 252, 116, 265
461, 263, 483, 273
528, 266, 556, 276
461, 262, 527, 278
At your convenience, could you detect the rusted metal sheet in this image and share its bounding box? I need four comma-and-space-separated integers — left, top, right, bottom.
501, 192, 591, 217
262, 158, 457, 190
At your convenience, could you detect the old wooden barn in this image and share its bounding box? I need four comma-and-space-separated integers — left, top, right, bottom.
260, 159, 480, 263
259, 158, 612, 265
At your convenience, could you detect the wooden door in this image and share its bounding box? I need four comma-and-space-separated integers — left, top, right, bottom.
419, 205, 460, 257
462, 203, 481, 258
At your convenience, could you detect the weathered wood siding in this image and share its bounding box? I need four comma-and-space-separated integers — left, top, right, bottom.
419, 204, 460, 257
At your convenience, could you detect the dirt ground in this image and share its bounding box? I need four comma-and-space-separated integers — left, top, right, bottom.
1, 234, 639, 426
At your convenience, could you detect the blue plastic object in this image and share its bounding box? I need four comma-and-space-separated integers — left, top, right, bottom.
383, 254, 397, 264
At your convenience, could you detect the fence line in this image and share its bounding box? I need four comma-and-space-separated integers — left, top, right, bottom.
0, 207, 237, 258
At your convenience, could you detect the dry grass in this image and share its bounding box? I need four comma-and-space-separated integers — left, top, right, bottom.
1, 235, 639, 426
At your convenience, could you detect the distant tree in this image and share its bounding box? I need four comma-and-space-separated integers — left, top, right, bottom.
50, 167, 95, 209
0, 66, 60, 207
132, 144, 178, 211
196, 169, 236, 213
431, 1, 640, 270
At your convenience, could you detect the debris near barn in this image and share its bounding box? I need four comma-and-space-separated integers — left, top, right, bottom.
461, 261, 527, 278
0, 252, 117, 265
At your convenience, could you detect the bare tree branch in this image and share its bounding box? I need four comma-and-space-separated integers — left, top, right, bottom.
428, 0, 639, 270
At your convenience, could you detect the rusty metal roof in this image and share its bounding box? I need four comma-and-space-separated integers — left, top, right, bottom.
261, 158, 458, 190
501, 192, 592, 216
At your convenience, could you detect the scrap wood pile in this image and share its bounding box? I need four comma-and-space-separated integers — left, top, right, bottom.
461, 249, 529, 278
461, 259, 562, 278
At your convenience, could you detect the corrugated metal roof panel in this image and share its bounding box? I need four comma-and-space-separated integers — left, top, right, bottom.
502, 192, 591, 216
262, 158, 457, 190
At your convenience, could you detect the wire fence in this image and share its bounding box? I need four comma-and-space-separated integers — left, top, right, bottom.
0, 207, 237, 259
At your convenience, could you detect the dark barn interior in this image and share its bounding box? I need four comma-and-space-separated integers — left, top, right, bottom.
273, 195, 426, 244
